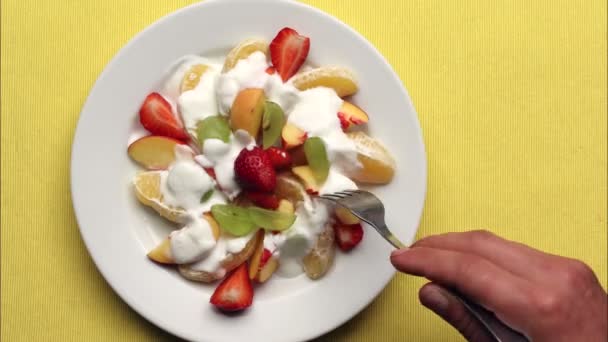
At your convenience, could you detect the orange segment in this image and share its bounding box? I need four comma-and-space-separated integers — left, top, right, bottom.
222, 38, 268, 72
181, 64, 209, 93
133, 171, 188, 223
346, 131, 396, 184
302, 224, 335, 280
291, 66, 358, 97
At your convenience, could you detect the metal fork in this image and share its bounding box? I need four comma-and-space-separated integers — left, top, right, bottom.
320, 189, 528, 342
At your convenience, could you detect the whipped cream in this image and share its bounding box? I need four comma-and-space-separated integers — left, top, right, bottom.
194, 130, 255, 199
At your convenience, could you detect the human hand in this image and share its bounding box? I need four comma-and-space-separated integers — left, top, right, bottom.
390, 230, 607, 342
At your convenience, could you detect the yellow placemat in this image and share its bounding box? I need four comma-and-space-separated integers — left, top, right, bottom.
1, 0, 606, 340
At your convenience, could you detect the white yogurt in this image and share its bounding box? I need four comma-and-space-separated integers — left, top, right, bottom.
275, 199, 331, 277
319, 167, 358, 195
287, 87, 360, 172
189, 231, 256, 274
170, 217, 217, 264
159, 159, 226, 216
216, 51, 300, 114
194, 130, 255, 199
177, 65, 221, 138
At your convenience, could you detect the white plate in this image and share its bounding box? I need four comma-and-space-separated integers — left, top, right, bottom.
71, 0, 426, 341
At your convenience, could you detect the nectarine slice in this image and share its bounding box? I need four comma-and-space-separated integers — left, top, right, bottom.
337, 101, 369, 130
128, 135, 187, 170
281, 122, 307, 149
230, 88, 266, 137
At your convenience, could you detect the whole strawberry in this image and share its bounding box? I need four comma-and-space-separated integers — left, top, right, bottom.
234, 147, 276, 192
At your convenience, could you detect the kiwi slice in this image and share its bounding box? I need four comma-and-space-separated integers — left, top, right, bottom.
262, 101, 286, 149
303, 137, 330, 183
197, 115, 230, 148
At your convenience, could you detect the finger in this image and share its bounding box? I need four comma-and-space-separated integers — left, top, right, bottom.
419, 283, 496, 342
413, 230, 560, 283
391, 247, 531, 330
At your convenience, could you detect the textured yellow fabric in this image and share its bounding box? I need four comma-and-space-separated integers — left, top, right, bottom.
1, 0, 606, 341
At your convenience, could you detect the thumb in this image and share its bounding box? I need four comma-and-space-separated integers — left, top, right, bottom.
419, 283, 495, 342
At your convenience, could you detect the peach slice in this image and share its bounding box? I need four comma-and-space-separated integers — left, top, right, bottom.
133, 171, 188, 223
345, 131, 396, 184
291, 166, 320, 194
277, 199, 295, 214
128, 136, 187, 170
256, 256, 279, 283
222, 38, 268, 72
302, 224, 335, 280
147, 239, 173, 264
335, 206, 360, 225
248, 231, 265, 279
291, 66, 358, 97
337, 101, 369, 130
181, 64, 209, 93
178, 229, 261, 283
230, 88, 266, 137
281, 122, 307, 149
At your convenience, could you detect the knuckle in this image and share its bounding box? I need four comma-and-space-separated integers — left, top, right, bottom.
558, 259, 595, 289
532, 291, 562, 315
469, 229, 496, 245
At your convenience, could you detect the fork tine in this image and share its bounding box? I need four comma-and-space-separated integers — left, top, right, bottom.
319, 194, 342, 201
335, 190, 355, 197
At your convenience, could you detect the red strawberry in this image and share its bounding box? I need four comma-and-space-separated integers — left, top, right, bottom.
234, 147, 277, 192
333, 223, 364, 251
269, 27, 310, 81
259, 249, 272, 268
266, 146, 292, 170
265, 66, 276, 75
210, 263, 253, 312
139, 93, 189, 141
244, 191, 279, 210
204, 167, 216, 180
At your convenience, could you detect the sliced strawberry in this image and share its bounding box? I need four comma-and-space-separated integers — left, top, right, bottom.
265, 66, 276, 75
337, 112, 350, 131
259, 249, 272, 268
333, 223, 364, 252
139, 93, 189, 141
234, 147, 277, 192
210, 263, 253, 312
266, 146, 292, 170
244, 191, 280, 210
269, 27, 310, 82
204, 167, 217, 180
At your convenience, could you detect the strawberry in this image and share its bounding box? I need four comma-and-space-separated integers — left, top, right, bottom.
204, 167, 216, 180
333, 223, 364, 251
244, 191, 280, 210
234, 147, 276, 192
210, 263, 253, 312
259, 249, 272, 269
265, 66, 276, 75
139, 93, 189, 141
269, 27, 310, 81
266, 146, 292, 170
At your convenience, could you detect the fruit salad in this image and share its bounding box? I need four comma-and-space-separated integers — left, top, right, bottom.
128, 27, 396, 312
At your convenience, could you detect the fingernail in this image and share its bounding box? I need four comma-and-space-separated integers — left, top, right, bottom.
422, 287, 449, 312
390, 248, 409, 258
